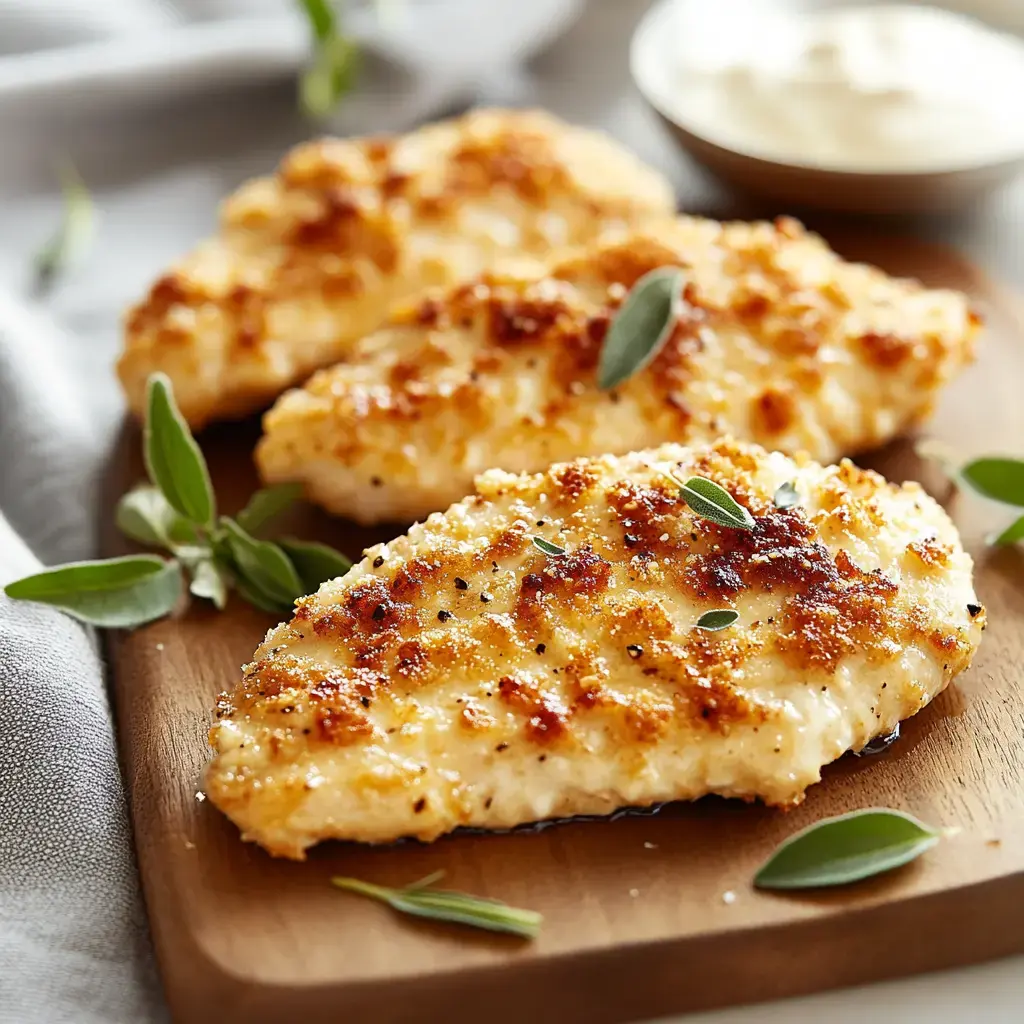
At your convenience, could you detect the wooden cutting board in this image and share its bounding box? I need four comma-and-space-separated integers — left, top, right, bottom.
105, 231, 1024, 1024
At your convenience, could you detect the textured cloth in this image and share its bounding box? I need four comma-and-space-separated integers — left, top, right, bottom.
1, 2, 1024, 1024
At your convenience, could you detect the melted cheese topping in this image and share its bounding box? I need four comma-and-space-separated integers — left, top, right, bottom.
257, 215, 978, 524
117, 108, 675, 428
207, 439, 984, 859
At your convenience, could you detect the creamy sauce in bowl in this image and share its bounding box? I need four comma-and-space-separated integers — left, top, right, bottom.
632, 1, 1024, 174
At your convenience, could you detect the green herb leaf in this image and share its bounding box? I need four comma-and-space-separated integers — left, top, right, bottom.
234, 577, 291, 616
144, 374, 216, 529
221, 518, 303, 609
4, 555, 182, 629
960, 457, 1024, 507
33, 162, 96, 296
297, 0, 335, 40
532, 536, 566, 557
679, 475, 755, 531
332, 873, 542, 939
297, 0, 360, 118
696, 609, 739, 631
597, 266, 685, 391
773, 481, 800, 509
279, 539, 352, 593
991, 514, 1024, 547
754, 808, 941, 890
189, 557, 229, 610
235, 483, 303, 536
116, 485, 198, 550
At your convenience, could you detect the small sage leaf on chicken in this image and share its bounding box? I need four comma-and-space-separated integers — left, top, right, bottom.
696, 609, 739, 631
532, 536, 566, 557
235, 483, 303, 536
597, 267, 685, 391
145, 373, 216, 528
33, 161, 96, 296
279, 538, 352, 593
116, 485, 198, 550
959, 457, 1024, 507
754, 808, 941, 890
221, 518, 303, 609
678, 475, 755, 531
332, 872, 542, 938
3, 555, 182, 629
773, 481, 800, 509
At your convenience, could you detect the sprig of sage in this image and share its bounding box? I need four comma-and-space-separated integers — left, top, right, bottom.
33, 161, 96, 296
332, 871, 542, 939
676, 475, 755, 531
597, 267, 685, 391
4, 373, 352, 628
297, 0, 360, 118
695, 609, 739, 631
918, 442, 1024, 546
754, 808, 941, 890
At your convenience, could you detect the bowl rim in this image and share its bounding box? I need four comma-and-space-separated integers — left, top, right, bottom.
629, 0, 1024, 181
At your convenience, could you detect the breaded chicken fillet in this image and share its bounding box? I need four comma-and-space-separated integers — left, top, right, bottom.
207, 439, 984, 858
257, 216, 979, 524
117, 108, 675, 428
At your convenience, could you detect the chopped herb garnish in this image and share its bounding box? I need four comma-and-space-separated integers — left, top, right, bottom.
597, 266, 686, 391
696, 609, 739, 631
332, 872, 542, 938
532, 536, 566, 557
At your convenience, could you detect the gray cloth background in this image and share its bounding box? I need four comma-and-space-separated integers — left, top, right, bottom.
2, 2, 1024, 1022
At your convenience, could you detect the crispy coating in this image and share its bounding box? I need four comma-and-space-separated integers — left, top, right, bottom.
257, 216, 979, 524
206, 439, 984, 858
117, 109, 675, 428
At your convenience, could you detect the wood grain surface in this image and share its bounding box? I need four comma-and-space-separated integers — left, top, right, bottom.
106, 231, 1024, 1024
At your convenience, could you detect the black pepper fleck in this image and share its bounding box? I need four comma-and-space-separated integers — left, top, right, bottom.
372, 555, 385, 568
626, 644, 643, 659
360, 696, 371, 708
480, 593, 492, 604
967, 603, 982, 617
495, 742, 508, 752
413, 797, 427, 813
535, 643, 546, 655
455, 577, 469, 590
371, 604, 386, 621
437, 609, 452, 622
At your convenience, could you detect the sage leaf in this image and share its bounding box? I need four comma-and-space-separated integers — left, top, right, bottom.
696, 609, 739, 631
960, 457, 1024, 507
754, 808, 940, 890
221, 518, 303, 608
189, 558, 229, 610
532, 536, 566, 557
279, 539, 352, 593
597, 266, 685, 391
145, 373, 216, 529
4, 555, 182, 629
332, 872, 542, 939
235, 483, 303, 536
298, 0, 359, 118
991, 514, 1024, 547
773, 481, 800, 509
679, 476, 755, 531
235, 577, 293, 616
33, 161, 95, 296
116, 485, 197, 550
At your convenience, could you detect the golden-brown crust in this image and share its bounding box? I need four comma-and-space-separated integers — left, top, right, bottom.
207, 439, 984, 856
118, 108, 676, 428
